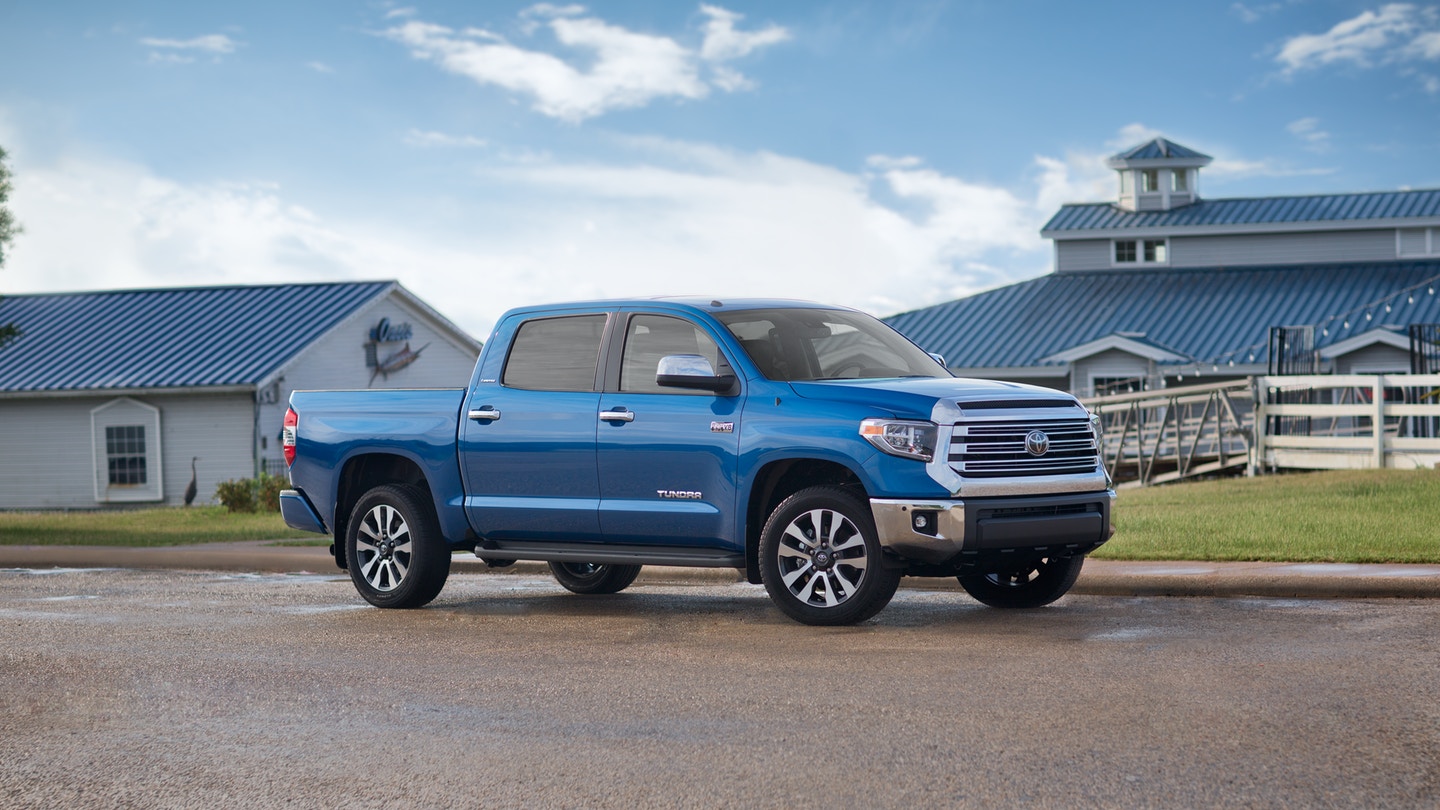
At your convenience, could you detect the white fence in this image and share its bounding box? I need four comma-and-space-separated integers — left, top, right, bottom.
1081, 374, 1440, 487
1256, 374, 1440, 472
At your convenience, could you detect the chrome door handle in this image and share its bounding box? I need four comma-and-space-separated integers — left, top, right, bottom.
599, 409, 635, 423
468, 408, 501, 422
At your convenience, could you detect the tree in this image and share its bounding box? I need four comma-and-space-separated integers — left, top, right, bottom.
0, 145, 21, 347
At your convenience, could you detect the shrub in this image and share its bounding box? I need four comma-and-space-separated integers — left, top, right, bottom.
256, 472, 286, 513
215, 478, 258, 513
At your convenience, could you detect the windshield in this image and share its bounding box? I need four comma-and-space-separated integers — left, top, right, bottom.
716, 308, 951, 382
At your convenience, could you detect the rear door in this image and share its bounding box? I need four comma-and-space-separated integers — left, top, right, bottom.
460, 313, 609, 541
595, 312, 742, 549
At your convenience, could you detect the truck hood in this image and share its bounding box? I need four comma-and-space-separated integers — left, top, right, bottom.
786, 377, 1080, 420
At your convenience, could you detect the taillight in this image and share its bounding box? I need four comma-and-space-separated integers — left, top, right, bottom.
283, 407, 298, 466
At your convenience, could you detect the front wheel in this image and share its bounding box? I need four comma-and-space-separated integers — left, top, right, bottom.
548, 562, 642, 595
345, 484, 450, 608
958, 555, 1085, 609
759, 486, 901, 626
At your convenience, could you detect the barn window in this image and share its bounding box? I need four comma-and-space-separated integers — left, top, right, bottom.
105, 426, 148, 485
91, 398, 164, 503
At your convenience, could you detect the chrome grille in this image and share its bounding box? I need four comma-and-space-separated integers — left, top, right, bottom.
949, 417, 1098, 478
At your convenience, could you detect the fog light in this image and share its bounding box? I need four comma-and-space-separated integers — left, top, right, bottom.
912, 510, 939, 536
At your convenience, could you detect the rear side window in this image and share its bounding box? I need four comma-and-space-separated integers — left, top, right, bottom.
502, 314, 607, 391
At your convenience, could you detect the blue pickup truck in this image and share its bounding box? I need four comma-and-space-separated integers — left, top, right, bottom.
280, 298, 1114, 625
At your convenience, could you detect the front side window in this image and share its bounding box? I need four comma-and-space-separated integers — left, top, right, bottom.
106, 425, 147, 486
1114, 240, 1137, 263
717, 308, 949, 382
1172, 169, 1189, 192
620, 315, 727, 394
1141, 169, 1159, 193
502, 314, 607, 391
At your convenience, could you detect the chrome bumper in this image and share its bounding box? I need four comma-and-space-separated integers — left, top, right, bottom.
870, 489, 1116, 564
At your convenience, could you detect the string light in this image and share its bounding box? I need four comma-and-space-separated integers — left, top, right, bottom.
1169, 271, 1440, 374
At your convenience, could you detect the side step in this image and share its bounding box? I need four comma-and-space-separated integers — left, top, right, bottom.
475, 541, 744, 570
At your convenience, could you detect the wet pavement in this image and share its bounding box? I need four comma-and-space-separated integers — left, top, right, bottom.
3, 540, 1439, 599
1, 566, 1438, 808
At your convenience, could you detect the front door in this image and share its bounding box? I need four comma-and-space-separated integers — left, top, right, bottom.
596, 313, 742, 549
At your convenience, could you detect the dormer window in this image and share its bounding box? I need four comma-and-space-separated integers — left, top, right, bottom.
1114, 238, 1169, 265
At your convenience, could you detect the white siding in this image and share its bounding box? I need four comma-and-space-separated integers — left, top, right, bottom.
1056, 239, 1114, 272
1069, 349, 1154, 396
1333, 345, 1411, 374
256, 291, 482, 473
0, 393, 253, 509
1169, 229, 1396, 268
1057, 228, 1402, 272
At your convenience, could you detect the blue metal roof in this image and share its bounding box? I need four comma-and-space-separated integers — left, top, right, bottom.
1111, 138, 1211, 162
885, 261, 1440, 370
0, 282, 395, 392
1043, 188, 1440, 233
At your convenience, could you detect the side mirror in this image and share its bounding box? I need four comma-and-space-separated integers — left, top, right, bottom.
656, 354, 736, 393
928, 352, 948, 368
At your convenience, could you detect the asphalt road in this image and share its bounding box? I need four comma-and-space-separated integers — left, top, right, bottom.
2, 567, 1437, 809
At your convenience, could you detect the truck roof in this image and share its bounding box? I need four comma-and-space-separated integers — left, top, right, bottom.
500, 297, 857, 318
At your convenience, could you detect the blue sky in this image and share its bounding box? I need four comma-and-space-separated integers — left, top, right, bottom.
1, 1, 1437, 336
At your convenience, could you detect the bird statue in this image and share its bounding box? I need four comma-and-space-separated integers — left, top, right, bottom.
184, 457, 199, 506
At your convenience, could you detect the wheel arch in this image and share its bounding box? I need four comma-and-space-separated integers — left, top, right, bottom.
333, 453, 435, 569
742, 457, 867, 584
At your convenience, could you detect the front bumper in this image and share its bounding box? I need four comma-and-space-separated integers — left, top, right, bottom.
870, 489, 1116, 564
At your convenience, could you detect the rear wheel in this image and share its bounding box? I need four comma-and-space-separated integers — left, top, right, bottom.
345, 484, 450, 608
958, 555, 1084, 609
548, 562, 642, 595
759, 485, 901, 626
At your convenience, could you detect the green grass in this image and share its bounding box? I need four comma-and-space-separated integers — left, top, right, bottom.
3, 470, 1438, 562
0, 506, 315, 547
1098, 468, 1440, 564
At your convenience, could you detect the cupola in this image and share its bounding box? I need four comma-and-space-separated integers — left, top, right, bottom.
1106, 137, 1212, 212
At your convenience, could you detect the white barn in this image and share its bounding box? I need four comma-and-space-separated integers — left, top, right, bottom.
0, 281, 481, 509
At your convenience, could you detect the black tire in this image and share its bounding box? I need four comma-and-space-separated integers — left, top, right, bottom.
548, 562, 642, 595
345, 484, 450, 608
958, 555, 1085, 609
759, 485, 901, 626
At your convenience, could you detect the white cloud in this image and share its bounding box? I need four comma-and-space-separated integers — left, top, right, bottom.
139, 34, 239, 62
5, 131, 1071, 334
1275, 3, 1440, 89
306, 61, 335, 74
1106, 123, 1164, 150
382, 4, 789, 122
403, 129, 488, 148
1286, 116, 1332, 151
698, 4, 790, 61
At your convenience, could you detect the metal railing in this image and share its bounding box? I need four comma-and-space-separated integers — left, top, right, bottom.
1082, 379, 1254, 488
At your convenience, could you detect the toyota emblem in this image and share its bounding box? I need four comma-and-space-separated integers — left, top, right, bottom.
1025, 430, 1050, 456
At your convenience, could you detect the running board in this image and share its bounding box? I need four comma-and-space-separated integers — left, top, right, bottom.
474, 541, 744, 569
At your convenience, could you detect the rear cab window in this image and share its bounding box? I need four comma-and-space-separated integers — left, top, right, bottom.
502, 314, 608, 391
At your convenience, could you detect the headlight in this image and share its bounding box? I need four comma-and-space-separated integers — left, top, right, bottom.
859, 418, 938, 462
